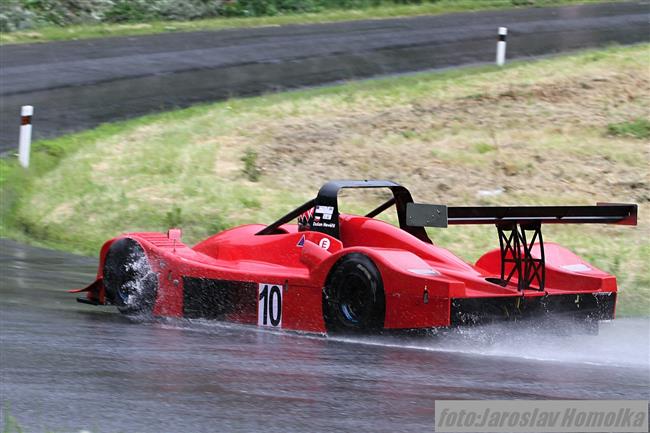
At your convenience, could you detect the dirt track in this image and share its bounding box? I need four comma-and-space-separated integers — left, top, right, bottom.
0, 1, 648, 150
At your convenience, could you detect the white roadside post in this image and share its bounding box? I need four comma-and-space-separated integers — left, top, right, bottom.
496, 27, 507, 66
18, 105, 34, 168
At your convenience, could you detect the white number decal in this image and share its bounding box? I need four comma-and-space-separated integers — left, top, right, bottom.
318, 238, 331, 250
258, 283, 282, 327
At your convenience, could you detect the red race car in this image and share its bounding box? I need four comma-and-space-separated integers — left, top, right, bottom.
73, 180, 637, 334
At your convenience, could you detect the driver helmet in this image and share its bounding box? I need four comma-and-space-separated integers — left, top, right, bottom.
297, 207, 314, 231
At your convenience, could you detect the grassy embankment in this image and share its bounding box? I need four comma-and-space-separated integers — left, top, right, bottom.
1, 0, 622, 44
1, 45, 648, 315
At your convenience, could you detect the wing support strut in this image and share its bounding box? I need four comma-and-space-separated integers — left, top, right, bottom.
492, 222, 545, 291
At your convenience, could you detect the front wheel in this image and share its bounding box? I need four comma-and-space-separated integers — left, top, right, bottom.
323, 253, 385, 333
103, 238, 158, 315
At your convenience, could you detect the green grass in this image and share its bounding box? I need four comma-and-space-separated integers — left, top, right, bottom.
607, 118, 650, 139
241, 148, 262, 182
1, 44, 648, 315
2, 405, 23, 433
1, 0, 620, 45
474, 142, 497, 154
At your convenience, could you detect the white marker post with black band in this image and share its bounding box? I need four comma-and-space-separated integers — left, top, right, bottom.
496, 27, 507, 66
19, 105, 33, 168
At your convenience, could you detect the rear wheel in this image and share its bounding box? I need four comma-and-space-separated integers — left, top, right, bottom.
323, 254, 385, 333
103, 238, 158, 315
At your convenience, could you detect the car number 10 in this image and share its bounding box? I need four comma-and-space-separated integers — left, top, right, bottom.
258, 283, 282, 327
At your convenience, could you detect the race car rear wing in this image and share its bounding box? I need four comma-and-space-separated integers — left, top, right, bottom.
407, 202, 637, 291
406, 203, 638, 228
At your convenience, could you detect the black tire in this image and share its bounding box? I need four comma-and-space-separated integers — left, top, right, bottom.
323, 253, 385, 333
103, 238, 158, 315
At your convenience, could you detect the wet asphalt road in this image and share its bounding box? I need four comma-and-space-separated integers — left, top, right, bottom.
0, 239, 648, 432
1, 1, 649, 151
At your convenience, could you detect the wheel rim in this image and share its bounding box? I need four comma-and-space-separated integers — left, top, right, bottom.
338, 274, 372, 325
116, 282, 129, 303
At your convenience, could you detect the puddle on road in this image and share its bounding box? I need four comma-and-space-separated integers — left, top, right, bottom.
151, 314, 650, 369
